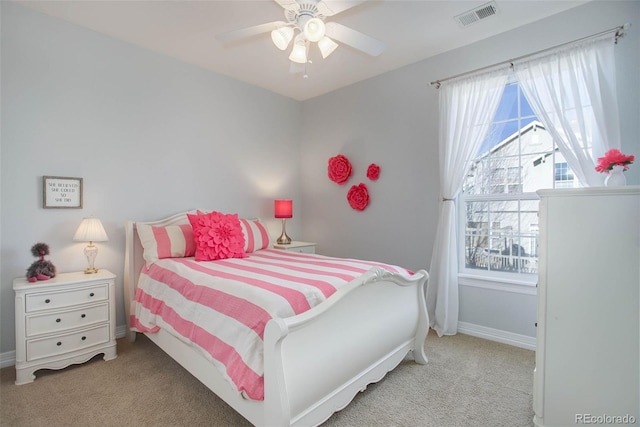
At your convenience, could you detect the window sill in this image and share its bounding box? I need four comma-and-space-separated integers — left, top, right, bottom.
458, 273, 537, 295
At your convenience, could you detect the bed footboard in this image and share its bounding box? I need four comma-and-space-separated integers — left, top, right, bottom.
263, 267, 429, 427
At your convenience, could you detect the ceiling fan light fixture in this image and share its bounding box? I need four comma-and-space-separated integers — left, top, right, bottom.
289, 40, 308, 64
271, 26, 294, 50
318, 36, 338, 58
303, 17, 326, 42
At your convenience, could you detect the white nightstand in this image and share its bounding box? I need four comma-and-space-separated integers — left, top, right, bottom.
13, 270, 117, 385
273, 241, 317, 254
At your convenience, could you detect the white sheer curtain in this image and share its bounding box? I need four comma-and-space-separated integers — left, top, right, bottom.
427, 69, 509, 337
515, 34, 620, 187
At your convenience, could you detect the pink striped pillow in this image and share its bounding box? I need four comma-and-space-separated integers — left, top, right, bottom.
137, 223, 196, 266
239, 218, 270, 253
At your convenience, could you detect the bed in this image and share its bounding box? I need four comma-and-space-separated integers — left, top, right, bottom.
124, 210, 429, 427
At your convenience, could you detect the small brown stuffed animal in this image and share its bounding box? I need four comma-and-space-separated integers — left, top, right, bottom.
26, 243, 56, 282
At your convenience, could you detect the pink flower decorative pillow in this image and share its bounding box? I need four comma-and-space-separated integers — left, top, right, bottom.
239, 218, 270, 253
137, 222, 196, 266
187, 211, 247, 261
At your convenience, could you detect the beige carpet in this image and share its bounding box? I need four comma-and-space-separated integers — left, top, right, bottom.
0, 330, 534, 427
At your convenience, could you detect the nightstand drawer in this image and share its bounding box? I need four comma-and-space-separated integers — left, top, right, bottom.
273, 241, 316, 254
26, 303, 109, 337
289, 245, 315, 254
26, 324, 110, 362
25, 284, 108, 313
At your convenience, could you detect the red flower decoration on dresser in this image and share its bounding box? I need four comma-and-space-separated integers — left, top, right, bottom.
366, 163, 381, 181
347, 183, 370, 211
328, 154, 353, 185
595, 149, 635, 173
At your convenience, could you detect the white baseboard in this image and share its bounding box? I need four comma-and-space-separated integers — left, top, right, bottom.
458, 321, 536, 351
0, 350, 16, 369
115, 324, 128, 339
0, 325, 129, 368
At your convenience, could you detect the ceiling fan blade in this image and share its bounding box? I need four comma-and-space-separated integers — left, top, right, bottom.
319, 1, 368, 17
274, 0, 300, 12
216, 21, 287, 43
324, 22, 385, 57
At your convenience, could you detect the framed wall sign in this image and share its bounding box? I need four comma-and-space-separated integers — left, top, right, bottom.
43, 176, 83, 209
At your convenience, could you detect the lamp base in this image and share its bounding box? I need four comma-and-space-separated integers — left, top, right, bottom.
277, 219, 292, 245
276, 235, 292, 245
83, 243, 99, 274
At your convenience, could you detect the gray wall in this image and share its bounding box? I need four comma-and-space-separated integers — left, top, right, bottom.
0, 2, 303, 354
300, 0, 640, 343
300, 65, 439, 270
1, 1, 638, 356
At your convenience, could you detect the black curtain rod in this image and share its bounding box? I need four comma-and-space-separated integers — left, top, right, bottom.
429, 23, 629, 89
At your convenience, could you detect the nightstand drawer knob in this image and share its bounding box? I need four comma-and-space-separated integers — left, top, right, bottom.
89, 293, 95, 297
56, 318, 61, 323
45, 299, 51, 304
56, 341, 62, 346
81, 314, 86, 318
81, 336, 86, 341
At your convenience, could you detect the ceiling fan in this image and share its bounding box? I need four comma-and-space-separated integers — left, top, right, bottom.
216, 0, 386, 67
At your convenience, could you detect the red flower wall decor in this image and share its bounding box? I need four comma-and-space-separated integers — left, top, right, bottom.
367, 163, 380, 181
347, 183, 370, 211
328, 154, 353, 185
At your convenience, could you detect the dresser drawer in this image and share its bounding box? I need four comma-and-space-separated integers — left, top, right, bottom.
26, 303, 109, 337
25, 284, 108, 313
26, 324, 110, 362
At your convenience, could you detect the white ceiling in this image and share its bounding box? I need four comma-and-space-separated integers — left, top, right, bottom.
17, 0, 588, 101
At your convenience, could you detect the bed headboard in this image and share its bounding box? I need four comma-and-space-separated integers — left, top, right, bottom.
123, 209, 198, 340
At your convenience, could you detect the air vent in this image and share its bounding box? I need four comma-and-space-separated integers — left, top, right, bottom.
455, 1, 499, 27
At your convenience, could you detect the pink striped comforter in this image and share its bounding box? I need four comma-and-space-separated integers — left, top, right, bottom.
131, 249, 412, 400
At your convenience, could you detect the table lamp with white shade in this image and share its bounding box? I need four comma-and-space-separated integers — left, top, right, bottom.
73, 217, 109, 274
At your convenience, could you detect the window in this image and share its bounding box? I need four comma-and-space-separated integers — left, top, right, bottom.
554, 162, 575, 188
460, 82, 581, 280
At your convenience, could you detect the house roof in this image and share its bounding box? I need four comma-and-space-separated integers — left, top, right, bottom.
476, 120, 546, 161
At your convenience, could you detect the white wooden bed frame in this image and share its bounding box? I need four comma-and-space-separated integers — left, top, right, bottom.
124, 210, 429, 427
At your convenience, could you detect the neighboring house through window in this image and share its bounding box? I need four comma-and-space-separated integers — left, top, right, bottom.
460, 81, 581, 283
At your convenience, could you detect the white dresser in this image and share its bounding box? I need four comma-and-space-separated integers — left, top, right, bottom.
534, 187, 639, 426
14, 270, 117, 384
